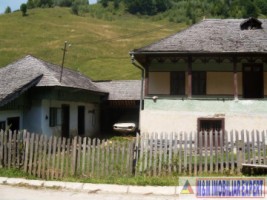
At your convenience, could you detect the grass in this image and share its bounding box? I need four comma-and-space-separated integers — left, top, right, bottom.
0, 7, 186, 80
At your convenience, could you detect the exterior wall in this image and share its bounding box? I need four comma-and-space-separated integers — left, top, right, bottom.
23, 100, 42, 133
41, 99, 99, 137
141, 99, 267, 134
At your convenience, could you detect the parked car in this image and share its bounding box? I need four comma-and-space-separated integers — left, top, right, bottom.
113, 113, 138, 133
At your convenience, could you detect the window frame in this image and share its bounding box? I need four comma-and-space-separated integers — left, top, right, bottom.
170, 71, 185, 95
192, 71, 206, 95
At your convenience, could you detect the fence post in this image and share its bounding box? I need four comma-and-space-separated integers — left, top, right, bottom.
71, 136, 77, 176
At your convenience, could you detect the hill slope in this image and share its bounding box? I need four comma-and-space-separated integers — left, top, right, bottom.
0, 8, 185, 80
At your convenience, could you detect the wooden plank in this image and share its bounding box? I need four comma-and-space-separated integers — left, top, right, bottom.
235, 130, 239, 171
46, 136, 52, 179
86, 138, 91, 175
65, 138, 71, 177
149, 133, 154, 176
133, 134, 139, 176
110, 141, 115, 176
230, 130, 234, 173
37, 135, 43, 178
77, 137, 82, 176
199, 131, 203, 174
179, 133, 182, 174
242, 163, 267, 168
0, 130, 3, 168
101, 140, 105, 177
163, 134, 168, 174
121, 142, 125, 175
4, 132, 8, 167
91, 138, 96, 177
144, 133, 150, 171
220, 130, 224, 173
263, 131, 266, 165
71, 137, 77, 176
204, 131, 208, 173
28, 133, 35, 175
252, 131, 255, 164
128, 141, 134, 176
225, 131, 228, 170
158, 133, 163, 176
139, 134, 144, 173
51, 136, 57, 179
194, 132, 198, 176
257, 131, 261, 164
209, 130, 213, 173
55, 137, 61, 179
105, 140, 110, 177
173, 133, 178, 173
241, 130, 245, 164
42, 135, 47, 179
184, 133, 188, 173
33, 134, 39, 176
246, 130, 250, 163
82, 137, 87, 175
189, 132, 192, 175
8, 131, 12, 169
12, 132, 17, 168
168, 133, 173, 175
16, 131, 21, 168
153, 133, 158, 176
96, 139, 101, 177
214, 131, 218, 173
60, 137, 66, 179
126, 141, 131, 176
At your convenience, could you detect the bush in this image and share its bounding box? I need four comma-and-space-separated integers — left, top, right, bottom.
4, 6, 11, 14
20, 3, 27, 16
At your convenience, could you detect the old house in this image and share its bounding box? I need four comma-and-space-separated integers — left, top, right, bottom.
0, 55, 107, 137
130, 18, 267, 137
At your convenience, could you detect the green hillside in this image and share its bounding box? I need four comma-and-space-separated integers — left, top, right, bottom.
0, 7, 185, 80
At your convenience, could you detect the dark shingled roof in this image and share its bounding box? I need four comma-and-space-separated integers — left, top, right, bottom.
133, 19, 267, 54
95, 80, 141, 100
0, 55, 105, 106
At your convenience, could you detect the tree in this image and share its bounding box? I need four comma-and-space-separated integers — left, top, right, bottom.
20, 3, 28, 16
114, 0, 120, 9
27, 0, 35, 8
71, 2, 79, 15
100, 0, 108, 8
4, 6, 11, 14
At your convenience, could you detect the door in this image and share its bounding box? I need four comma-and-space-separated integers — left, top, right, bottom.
7, 117, 20, 132
243, 64, 263, 99
78, 106, 85, 136
61, 104, 70, 138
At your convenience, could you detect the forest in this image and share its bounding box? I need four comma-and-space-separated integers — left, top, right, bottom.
24, 0, 267, 24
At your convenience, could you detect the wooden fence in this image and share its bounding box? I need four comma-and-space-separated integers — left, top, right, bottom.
0, 130, 266, 179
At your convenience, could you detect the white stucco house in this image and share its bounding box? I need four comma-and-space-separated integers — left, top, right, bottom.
130, 18, 267, 142
0, 55, 107, 137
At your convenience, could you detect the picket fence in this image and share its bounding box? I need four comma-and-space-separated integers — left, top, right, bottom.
0, 130, 266, 179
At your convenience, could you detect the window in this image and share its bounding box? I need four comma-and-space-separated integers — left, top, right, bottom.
192, 71, 206, 95
49, 107, 61, 127
7, 117, 20, 131
0, 121, 5, 130
170, 72, 185, 95
198, 118, 224, 147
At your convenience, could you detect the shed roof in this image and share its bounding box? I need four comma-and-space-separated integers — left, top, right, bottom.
0, 55, 105, 106
133, 19, 267, 54
95, 80, 141, 100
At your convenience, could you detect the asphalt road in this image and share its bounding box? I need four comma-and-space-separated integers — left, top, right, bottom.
0, 185, 177, 200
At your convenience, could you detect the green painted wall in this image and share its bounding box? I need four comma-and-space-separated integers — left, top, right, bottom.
144, 99, 267, 114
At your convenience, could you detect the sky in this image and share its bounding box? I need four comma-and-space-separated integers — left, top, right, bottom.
0, 0, 97, 14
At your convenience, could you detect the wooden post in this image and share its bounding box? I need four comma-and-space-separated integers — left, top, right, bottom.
187, 56, 192, 99
233, 58, 238, 100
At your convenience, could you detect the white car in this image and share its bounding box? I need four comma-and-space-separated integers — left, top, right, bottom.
113, 122, 136, 133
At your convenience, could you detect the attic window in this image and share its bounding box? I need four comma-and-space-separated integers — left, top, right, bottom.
240, 17, 262, 30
